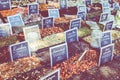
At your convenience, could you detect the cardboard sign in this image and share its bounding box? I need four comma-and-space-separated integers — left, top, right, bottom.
70, 18, 81, 29
0, 0, 11, 10
50, 43, 68, 67
9, 41, 31, 61
85, 0, 92, 7
98, 44, 114, 66
101, 2, 110, 13
99, 13, 108, 22
40, 69, 60, 80
48, 9, 60, 18
77, 6, 87, 13
23, 25, 41, 43
0, 23, 12, 37
28, 3, 39, 15
42, 17, 54, 28
113, 2, 119, 10
7, 14, 24, 27
65, 28, 78, 43
77, 11, 86, 20
104, 21, 113, 31
100, 31, 112, 47
59, 0, 67, 9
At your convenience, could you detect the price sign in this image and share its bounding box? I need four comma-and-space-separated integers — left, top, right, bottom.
70, 18, 81, 29
40, 69, 60, 80
7, 14, 24, 27
101, 0, 109, 2
28, 3, 39, 15
0, 0, 11, 10
59, 0, 67, 9
98, 44, 114, 66
9, 41, 31, 62
23, 25, 41, 43
113, 2, 119, 10
77, 6, 87, 13
99, 13, 108, 22
100, 31, 112, 47
101, 2, 110, 13
85, 0, 92, 7
50, 43, 68, 67
0, 23, 12, 37
104, 21, 113, 31
42, 17, 54, 28
48, 9, 60, 18
65, 28, 78, 43
77, 11, 86, 20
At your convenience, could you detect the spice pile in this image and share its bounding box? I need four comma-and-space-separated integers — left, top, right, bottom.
52, 50, 98, 80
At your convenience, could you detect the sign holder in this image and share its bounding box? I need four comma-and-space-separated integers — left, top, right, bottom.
70, 18, 81, 29
9, 41, 31, 62
40, 68, 60, 80
50, 43, 68, 67
98, 44, 114, 66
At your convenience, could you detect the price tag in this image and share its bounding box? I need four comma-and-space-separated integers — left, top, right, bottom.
104, 21, 113, 31
113, 2, 119, 10
0, 23, 12, 37
48, 9, 60, 18
9, 41, 31, 62
101, 2, 110, 13
98, 44, 114, 66
50, 43, 68, 67
85, 0, 92, 7
99, 13, 108, 22
77, 11, 86, 20
100, 31, 112, 47
40, 69, 60, 80
77, 6, 87, 13
0, 0, 11, 10
42, 17, 54, 28
70, 18, 81, 29
23, 25, 41, 43
37, 0, 46, 3
7, 14, 24, 27
59, 0, 67, 9
65, 28, 78, 43
28, 3, 39, 15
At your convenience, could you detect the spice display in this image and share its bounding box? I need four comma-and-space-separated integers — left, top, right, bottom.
0, 56, 41, 80
0, 35, 17, 48
52, 50, 98, 80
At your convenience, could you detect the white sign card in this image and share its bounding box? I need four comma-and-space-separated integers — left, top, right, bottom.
0, 23, 12, 37
40, 68, 60, 80
70, 18, 81, 29
77, 6, 87, 13
65, 28, 78, 43
113, 2, 119, 10
98, 44, 114, 66
100, 31, 112, 47
42, 17, 54, 28
9, 41, 31, 62
50, 43, 68, 67
7, 14, 24, 27
101, 2, 110, 13
77, 11, 86, 20
48, 9, 60, 18
59, 0, 67, 9
23, 25, 41, 43
0, 0, 11, 10
104, 21, 113, 31
28, 3, 39, 15
99, 13, 109, 22
37, 0, 46, 3
85, 0, 92, 7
